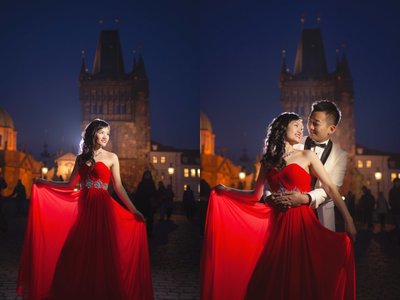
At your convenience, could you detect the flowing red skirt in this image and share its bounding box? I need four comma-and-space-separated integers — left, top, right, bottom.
17, 184, 154, 300
201, 190, 355, 300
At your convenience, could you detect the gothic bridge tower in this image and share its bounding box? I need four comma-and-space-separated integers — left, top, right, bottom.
79, 29, 150, 191
279, 22, 356, 192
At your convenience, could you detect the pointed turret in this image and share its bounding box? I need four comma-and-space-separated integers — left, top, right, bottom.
335, 48, 341, 74
92, 29, 125, 79
293, 28, 328, 79
132, 49, 137, 72
136, 52, 147, 79
132, 50, 149, 93
279, 49, 291, 83
340, 52, 352, 79
79, 50, 90, 81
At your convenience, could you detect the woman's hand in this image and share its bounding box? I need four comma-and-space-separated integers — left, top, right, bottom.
215, 184, 228, 194
344, 218, 357, 242
132, 209, 145, 222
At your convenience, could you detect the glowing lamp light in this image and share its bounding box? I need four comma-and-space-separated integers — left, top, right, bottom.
42, 167, 48, 175
168, 167, 175, 176
239, 171, 246, 180
374, 170, 382, 182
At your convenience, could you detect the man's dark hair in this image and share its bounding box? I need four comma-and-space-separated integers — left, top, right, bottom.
311, 100, 341, 126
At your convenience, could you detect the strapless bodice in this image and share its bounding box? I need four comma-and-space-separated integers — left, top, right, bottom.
266, 163, 311, 193
79, 161, 111, 190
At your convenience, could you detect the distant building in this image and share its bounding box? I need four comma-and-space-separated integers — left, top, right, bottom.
150, 141, 200, 200
200, 112, 245, 188
0, 107, 41, 197
355, 145, 400, 200
279, 24, 356, 193
79, 29, 150, 192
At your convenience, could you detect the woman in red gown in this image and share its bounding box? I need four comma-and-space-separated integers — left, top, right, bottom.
201, 112, 356, 300
17, 119, 154, 300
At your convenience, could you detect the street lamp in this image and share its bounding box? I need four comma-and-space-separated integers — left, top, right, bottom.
375, 168, 382, 195
168, 164, 175, 186
41, 166, 48, 179
238, 171, 246, 189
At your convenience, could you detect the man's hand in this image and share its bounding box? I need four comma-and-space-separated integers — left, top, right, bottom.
269, 191, 309, 210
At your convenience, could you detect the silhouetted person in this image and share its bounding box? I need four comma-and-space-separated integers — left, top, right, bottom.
165, 184, 174, 220
134, 171, 157, 235
359, 186, 375, 230
10, 179, 26, 217
199, 179, 211, 235
157, 181, 167, 221
0, 168, 8, 232
389, 178, 400, 243
345, 191, 355, 220
376, 191, 388, 231
183, 185, 196, 222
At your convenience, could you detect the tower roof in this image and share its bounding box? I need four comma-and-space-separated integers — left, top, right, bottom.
200, 112, 213, 132
0, 107, 15, 129
92, 30, 125, 79
294, 28, 328, 79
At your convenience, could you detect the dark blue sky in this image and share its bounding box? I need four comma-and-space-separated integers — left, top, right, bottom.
200, 0, 400, 163
0, 0, 199, 158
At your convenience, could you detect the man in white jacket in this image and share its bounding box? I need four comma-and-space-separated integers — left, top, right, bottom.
272, 100, 347, 231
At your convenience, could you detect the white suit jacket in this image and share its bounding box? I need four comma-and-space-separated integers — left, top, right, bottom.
294, 137, 347, 230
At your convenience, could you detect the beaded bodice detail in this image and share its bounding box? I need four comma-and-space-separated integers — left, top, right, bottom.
79, 161, 111, 191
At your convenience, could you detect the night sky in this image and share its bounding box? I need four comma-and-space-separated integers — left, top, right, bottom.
0, 0, 199, 158
200, 0, 400, 163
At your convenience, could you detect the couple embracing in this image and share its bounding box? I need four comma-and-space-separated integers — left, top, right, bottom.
201, 100, 356, 300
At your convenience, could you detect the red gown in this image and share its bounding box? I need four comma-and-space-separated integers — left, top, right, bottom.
201, 163, 355, 300
17, 161, 154, 300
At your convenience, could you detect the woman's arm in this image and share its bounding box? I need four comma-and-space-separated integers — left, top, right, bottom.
36, 158, 80, 190
306, 151, 357, 241
110, 153, 145, 221
216, 163, 267, 201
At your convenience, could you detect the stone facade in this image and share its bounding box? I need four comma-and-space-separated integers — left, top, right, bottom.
280, 27, 356, 193
79, 30, 150, 192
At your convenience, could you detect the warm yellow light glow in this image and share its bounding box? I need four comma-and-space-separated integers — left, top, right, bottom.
375, 170, 382, 181
391, 173, 397, 182
184, 168, 189, 177
366, 160, 372, 168
42, 167, 48, 175
191, 169, 196, 177
239, 171, 246, 180
168, 167, 175, 175
160, 156, 166, 164
152, 156, 158, 164
357, 160, 363, 168
197, 169, 200, 177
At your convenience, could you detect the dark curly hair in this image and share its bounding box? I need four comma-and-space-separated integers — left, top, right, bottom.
77, 119, 110, 167
261, 112, 301, 170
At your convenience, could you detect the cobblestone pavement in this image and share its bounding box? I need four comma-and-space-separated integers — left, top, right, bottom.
1, 198, 400, 300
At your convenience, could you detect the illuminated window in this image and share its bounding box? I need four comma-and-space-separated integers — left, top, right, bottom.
191, 169, 196, 177
357, 160, 363, 168
152, 156, 158, 164
184, 168, 189, 178
197, 169, 201, 177
366, 160, 372, 168
160, 156, 166, 164
391, 173, 397, 182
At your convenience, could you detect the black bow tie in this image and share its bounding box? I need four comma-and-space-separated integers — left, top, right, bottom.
308, 140, 328, 148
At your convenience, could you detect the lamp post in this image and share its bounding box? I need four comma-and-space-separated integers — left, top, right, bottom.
41, 166, 48, 179
375, 168, 382, 195
239, 171, 246, 190
168, 164, 175, 186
